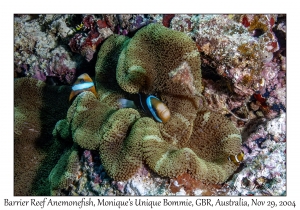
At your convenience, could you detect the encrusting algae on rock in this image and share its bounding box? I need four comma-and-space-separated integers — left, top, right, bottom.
14, 14, 286, 195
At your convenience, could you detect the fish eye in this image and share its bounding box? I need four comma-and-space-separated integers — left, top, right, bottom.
79, 79, 84, 83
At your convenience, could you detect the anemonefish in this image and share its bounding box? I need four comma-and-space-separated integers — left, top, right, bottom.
118, 93, 171, 123
228, 151, 244, 166
69, 73, 97, 102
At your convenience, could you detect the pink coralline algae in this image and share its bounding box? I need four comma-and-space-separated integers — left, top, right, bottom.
192, 15, 280, 97
239, 14, 279, 53
14, 15, 78, 84
168, 15, 286, 123
225, 111, 286, 196
169, 15, 283, 97
68, 15, 113, 62
32, 51, 76, 84
68, 15, 162, 61
128, 15, 158, 33
162, 14, 175, 28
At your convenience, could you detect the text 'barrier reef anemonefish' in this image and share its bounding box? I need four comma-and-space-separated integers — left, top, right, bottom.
228, 151, 244, 166
118, 93, 171, 123
69, 73, 97, 102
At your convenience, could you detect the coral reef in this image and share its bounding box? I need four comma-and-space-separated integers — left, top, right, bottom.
14, 14, 286, 196
14, 15, 78, 85
52, 23, 242, 185
168, 14, 286, 128
192, 15, 274, 97
227, 113, 286, 196
168, 15, 285, 112
68, 14, 160, 62
68, 15, 113, 62
93, 23, 243, 183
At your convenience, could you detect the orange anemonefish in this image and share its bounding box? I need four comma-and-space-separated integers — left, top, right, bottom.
118, 93, 171, 123
69, 73, 97, 102
228, 151, 244, 166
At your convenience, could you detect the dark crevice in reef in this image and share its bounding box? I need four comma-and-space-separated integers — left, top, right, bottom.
201, 64, 222, 82
29, 85, 72, 196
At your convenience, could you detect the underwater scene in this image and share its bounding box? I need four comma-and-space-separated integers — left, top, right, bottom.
14, 14, 286, 196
